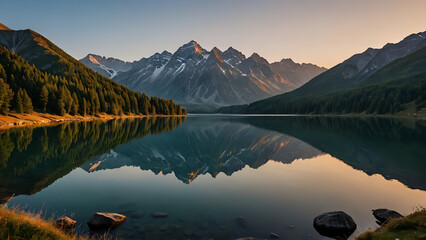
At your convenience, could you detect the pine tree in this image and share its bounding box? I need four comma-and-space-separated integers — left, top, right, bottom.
22, 89, 33, 113
81, 98, 87, 116
13, 89, 24, 113
39, 85, 49, 112
0, 78, 14, 114
56, 91, 66, 116
70, 92, 79, 115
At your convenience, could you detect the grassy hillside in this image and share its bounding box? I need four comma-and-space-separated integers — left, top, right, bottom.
0, 207, 89, 240
357, 209, 426, 240
220, 46, 426, 114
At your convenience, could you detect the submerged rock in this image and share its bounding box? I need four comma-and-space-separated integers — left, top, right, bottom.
87, 212, 126, 229
151, 211, 169, 218
313, 211, 357, 240
235, 238, 267, 240
235, 216, 249, 229
372, 209, 403, 225
55, 216, 76, 232
270, 232, 280, 238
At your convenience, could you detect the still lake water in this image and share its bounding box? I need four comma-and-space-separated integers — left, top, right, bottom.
0, 115, 425, 239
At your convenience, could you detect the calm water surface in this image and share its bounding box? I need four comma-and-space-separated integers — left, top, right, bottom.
0, 116, 425, 240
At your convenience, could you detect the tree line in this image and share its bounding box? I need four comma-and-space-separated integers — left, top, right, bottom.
0, 45, 186, 116
221, 74, 425, 115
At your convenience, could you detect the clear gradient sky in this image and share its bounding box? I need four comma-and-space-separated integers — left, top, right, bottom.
1, 0, 425, 68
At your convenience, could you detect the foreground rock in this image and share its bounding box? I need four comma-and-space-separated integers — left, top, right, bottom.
235, 238, 267, 240
372, 209, 403, 225
87, 212, 126, 229
313, 211, 357, 240
55, 216, 76, 232
152, 212, 169, 218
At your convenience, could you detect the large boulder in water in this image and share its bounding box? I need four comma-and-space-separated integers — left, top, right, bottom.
372, 209, 403, 225
313, 211, 357, 240
87, 212, 126, 229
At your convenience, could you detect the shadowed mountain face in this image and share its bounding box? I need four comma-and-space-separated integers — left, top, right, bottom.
84, 41, 326, 112
0, 117, 185, 204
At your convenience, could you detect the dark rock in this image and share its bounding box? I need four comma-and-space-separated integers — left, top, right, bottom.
313, 211, 357, 240
235, 216, 249, 229
235, 238, 267, 240
270, 232, 280, 238
151, 212, 169, 218
184, 229, 193, 236
87, 212, 126, 230
55, 216, 76, 232
372, 209, 403, 225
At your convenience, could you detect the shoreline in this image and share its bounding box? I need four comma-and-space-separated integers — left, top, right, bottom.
1, 111, 424, 130
189, 112, 426, 119
0, 112, 187, 130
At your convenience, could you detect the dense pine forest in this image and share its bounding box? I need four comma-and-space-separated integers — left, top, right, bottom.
0, 45, 186, 116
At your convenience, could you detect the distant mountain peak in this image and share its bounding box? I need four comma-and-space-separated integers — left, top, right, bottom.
177, 40, 206, 56
161, 50, 172, 56
88, 55, 100, 64
211, 47, 224, 62
250, 52, 269, 64
0, 23, 11, 31
279, 58, 296, 64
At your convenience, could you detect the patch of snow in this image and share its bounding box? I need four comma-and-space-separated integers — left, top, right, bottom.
224, 59, 245, 76
151, 64, 165, 79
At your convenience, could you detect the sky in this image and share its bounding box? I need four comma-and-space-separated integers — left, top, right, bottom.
1, 0, 425, 68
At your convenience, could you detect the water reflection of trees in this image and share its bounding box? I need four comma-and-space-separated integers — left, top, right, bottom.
232, 116, 426, 190
0, 117, 185, 203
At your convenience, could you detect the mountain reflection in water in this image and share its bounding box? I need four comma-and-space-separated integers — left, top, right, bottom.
0, 115, 425, 240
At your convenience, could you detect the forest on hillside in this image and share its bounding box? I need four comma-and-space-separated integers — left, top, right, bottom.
0, 45, 186, 116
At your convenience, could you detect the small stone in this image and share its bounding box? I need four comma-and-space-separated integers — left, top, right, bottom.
55, 216, 76, 232
184, 229, 193, 236
87, 212, 126, 230
159, 224, 168, 231
235, 238, 267, 240
235, 216, 249, 229
151, 212, 169, 218
270, 232, 280, 238
171, 224, 183, 230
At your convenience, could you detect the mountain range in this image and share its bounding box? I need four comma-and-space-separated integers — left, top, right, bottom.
0, 23, 184, 116
80, 41, 326, 112
220, 31, 426, 114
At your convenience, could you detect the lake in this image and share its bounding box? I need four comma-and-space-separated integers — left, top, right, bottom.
0, 115, 425, 240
